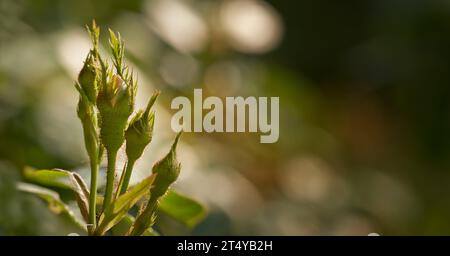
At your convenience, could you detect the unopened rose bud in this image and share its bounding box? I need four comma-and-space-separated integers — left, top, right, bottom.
151, 132, 182, 198
129, 132, 182, 235
78, 52, 100, 104
76, 89, 100, 164
116, 92, 160, 196
97, 74, 135, 153
125, 91, 160, 162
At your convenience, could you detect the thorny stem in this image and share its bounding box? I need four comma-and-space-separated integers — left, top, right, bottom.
103, 150, 118, 212
117, 158, 136, 196
88, 159, 99, 235
129, 198, 158, 236
94, 215, 109, 236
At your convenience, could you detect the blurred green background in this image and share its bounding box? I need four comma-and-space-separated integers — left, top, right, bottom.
2, 0, 450, 235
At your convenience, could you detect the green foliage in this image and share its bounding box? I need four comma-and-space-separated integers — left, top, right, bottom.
23, 167, 73, 190
18, 20, 206, 236
96, 174, 156, 235
159, 190, 206, 228
17, 182, 87, 232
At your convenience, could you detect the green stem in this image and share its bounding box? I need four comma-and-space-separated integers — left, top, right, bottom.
129, 198, 158, 236
103, 150, 117, 212
94, 217, 108, 236
88, 158, 99, 235
117, 158, 136, 196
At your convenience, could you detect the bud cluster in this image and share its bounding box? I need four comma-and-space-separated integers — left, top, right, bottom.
74, 21, 183, 235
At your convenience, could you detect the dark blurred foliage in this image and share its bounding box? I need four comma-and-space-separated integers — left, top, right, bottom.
2, 0, 450, 235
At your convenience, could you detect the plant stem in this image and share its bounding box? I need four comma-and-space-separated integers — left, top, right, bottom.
117, 158, 136, 196
129, 198, 158, 236
94, 218, 108, 236
103, 150, 117, 212
88, 158, 99, 235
